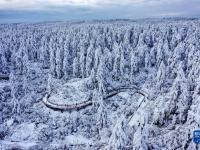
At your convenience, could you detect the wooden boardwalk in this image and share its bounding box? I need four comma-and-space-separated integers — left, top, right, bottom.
42, 94, 93, 111
42, 86, 149, 111
0, 74, 9, 80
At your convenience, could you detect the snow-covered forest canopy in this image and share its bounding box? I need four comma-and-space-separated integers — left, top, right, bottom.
0, 19, 200, 149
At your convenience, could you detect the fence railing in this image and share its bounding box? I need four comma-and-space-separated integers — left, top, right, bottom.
0, 74, 9, 80
42, 86, 149, 111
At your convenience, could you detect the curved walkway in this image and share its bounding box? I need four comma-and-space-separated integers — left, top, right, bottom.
42, 94, 93, 110
0, 74, 9, 80
42, 86, 149, 111
105, 86, 148, 99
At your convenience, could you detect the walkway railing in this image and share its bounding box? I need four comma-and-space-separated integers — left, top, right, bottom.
42, 94, 93, 110
0, 74, 9, 80
42, 86, 149, 111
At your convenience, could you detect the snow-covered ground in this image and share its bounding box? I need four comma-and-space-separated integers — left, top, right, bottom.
49, 77, 93, 105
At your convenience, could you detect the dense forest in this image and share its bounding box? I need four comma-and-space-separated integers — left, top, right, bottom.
0, 19, 200, 149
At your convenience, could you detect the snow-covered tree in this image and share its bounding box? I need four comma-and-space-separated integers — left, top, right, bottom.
107, 116, 129, 150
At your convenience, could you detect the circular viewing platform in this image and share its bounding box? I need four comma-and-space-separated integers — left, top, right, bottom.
43, 78, 93, 110
42, 77, 149, 111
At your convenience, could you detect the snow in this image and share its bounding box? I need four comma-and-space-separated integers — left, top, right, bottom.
0, 140, 38, 149
48, 77, 92, 105
64, 135, 92, 144
6, 118, 14, 127
128, 96, 146, 126
0, 81, 10, 88
0, 19, 199, 149
10, 123, 36, 141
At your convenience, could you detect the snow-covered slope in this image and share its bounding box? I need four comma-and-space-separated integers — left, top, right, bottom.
0, 19, 200, 149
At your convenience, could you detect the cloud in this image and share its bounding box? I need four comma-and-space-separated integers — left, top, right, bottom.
0, 0, 176, 10
0, 0, 199, 23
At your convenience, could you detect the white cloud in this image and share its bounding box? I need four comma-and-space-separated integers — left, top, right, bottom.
0, 0, 38, 9
0, 0, 171, 10
0, 0, 199, 20
0, 0, 199, 22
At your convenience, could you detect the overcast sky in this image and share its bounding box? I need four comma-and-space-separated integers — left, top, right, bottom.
0, 0, 199, 23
